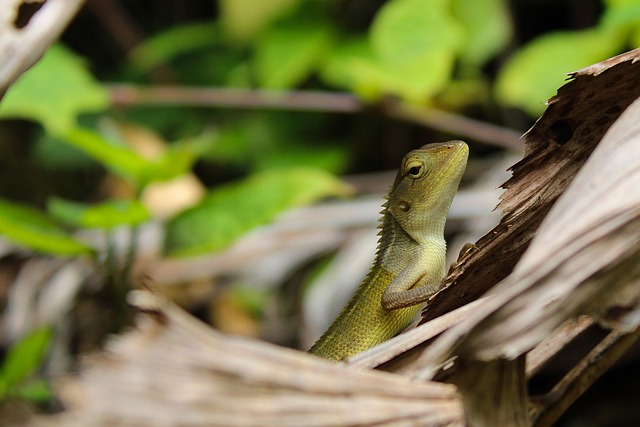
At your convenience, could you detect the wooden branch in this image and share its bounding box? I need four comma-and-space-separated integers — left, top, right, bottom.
109, 84, 362, 112
379, 53, 640, 425
108, 84, 522, 150
44, 290, 464, 427
525, 316, 594, 377
533, 327, 640, 427
415, 97, 640, 370
0, 0, 85, 96
449, 357, 529, 427
381, 101, 522, 150
419, 48, 640, 324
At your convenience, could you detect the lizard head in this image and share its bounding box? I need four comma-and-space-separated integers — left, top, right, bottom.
387, 140, 468, 242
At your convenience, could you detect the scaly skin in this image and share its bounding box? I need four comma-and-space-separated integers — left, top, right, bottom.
309, 141, 468, 360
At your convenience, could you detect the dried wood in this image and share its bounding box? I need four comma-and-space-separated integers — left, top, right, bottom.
533, 327, 640, 427
420, 48, 640, 323
418, 95, 640, 367
525, 316, 593, 377
448, 357, 529, 427
398, 59, 640, 426
0, 0, 85, 96
38, 290, 464, 427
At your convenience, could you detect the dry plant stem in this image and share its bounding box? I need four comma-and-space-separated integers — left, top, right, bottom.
380, 51, 640, 425
348, 296, 594, 377
533, 327, 640, 427
109, 84, 362, 112
0, 0, 85, 96
86, 0, 144, 53
525, 316, 594, 377
120, 224, 139, 288
46, 290, 465, 427
85, 0, 177, 83
104, 229, 118, 288
382, 101, 522, 150
450, 356, 529, 427
108, 84, 523, 150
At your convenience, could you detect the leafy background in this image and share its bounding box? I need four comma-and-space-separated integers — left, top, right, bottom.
1, 0, 640, 424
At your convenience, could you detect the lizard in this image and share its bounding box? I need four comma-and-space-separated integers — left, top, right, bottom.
308, 141, 468, 361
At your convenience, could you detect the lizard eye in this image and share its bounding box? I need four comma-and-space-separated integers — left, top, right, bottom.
406, 161, 425, 178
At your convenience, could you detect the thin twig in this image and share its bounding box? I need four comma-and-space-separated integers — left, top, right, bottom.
532, 327, 640, 427
104, 229, 118, 288
120, 224, 139, 289
526, 316, 594, 377
86, 0, 144, 53
107, 84, 523, 150
109, 84, 361, 112
382, 101, 523, 151
85, 0, 177, 83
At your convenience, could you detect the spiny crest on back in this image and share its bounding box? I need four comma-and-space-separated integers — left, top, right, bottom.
373, 185, 396, 261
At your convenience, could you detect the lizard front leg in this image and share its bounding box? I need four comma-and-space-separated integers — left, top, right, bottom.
381, 259, 441, 310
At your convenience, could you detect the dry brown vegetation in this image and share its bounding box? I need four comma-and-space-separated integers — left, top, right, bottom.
1, 2, 640, 426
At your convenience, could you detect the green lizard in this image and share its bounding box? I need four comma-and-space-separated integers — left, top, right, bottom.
309, 141, 468, 361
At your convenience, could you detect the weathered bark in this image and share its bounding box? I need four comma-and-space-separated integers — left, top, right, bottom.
393, 54, 640, 425
39, 290, 464, 427
420, 49, 640, 324
450, 357, 528, 427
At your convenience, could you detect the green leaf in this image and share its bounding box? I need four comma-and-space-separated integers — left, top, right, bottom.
229, 285, 270, 317
33, 133, 100, 171
153, 141, 198, 181
197, 115, 348, 174
320, 38, 381, 100
321, 37, 455, 102
255, 19, 332, 89
0, 199, 93, 256
0, 327, 52, 396
601, 0, 640, 45
370, 0, 464, 64
0, 44, 108, 135
12, 379, 53, 403
129, 21, 219, 74
48, 198, 151, 229
452, 0, 512, 66
495, 28, 623, 116
165, 167, 352, 257
61, 128, 195, 187
255, 144, 348, 173
219, 0, 301, 43
62, 128, 152, 184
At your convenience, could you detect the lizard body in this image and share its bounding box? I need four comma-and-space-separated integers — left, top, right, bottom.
309, 141, 468, 360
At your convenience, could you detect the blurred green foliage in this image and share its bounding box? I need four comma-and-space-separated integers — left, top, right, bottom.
0, 45, 108, 135
1, 0, 640, 259
62, 128, 196, 187
166, 167, 352, 256
0, 327, 53, 403
0, 199, 93, 256
495, 0, 640, 115
48, 197, 151, 229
